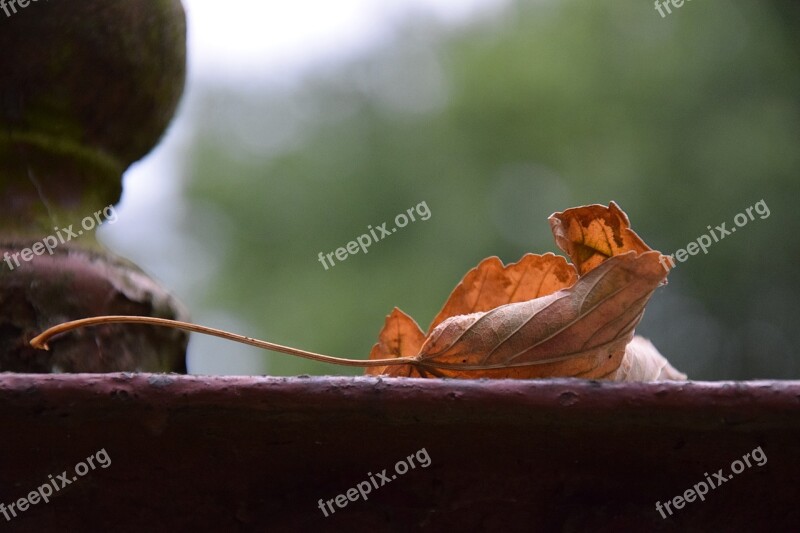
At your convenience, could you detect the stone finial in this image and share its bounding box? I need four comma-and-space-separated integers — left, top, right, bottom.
0, 0, 189, 372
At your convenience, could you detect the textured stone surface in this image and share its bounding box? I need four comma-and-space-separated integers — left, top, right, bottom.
0, 375, 797, 530
0, 0, 189, 372
0, 246, 187, 373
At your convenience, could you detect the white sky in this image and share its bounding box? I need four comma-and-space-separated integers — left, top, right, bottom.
183, 0, 505, 83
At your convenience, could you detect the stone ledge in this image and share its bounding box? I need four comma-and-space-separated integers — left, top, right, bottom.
1, 374, 798, 530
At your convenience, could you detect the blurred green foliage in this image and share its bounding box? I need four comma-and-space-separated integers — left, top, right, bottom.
180, 0, 800, 379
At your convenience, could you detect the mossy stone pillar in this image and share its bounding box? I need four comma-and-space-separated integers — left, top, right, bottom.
0, 0, 189, 372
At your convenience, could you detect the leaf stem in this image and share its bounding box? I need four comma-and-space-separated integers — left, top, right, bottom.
29, 316, 416, 368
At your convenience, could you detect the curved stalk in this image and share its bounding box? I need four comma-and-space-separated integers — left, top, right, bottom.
30, 316, 416, 368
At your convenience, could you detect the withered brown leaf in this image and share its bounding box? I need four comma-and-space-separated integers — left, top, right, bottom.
368, 202, 684, 381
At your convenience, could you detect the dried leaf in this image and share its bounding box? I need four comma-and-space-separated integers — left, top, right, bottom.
549, 201, 651, 275
367, 202, 685, 381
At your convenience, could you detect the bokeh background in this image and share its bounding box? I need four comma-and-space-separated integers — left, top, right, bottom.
100, 0, 800, 379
